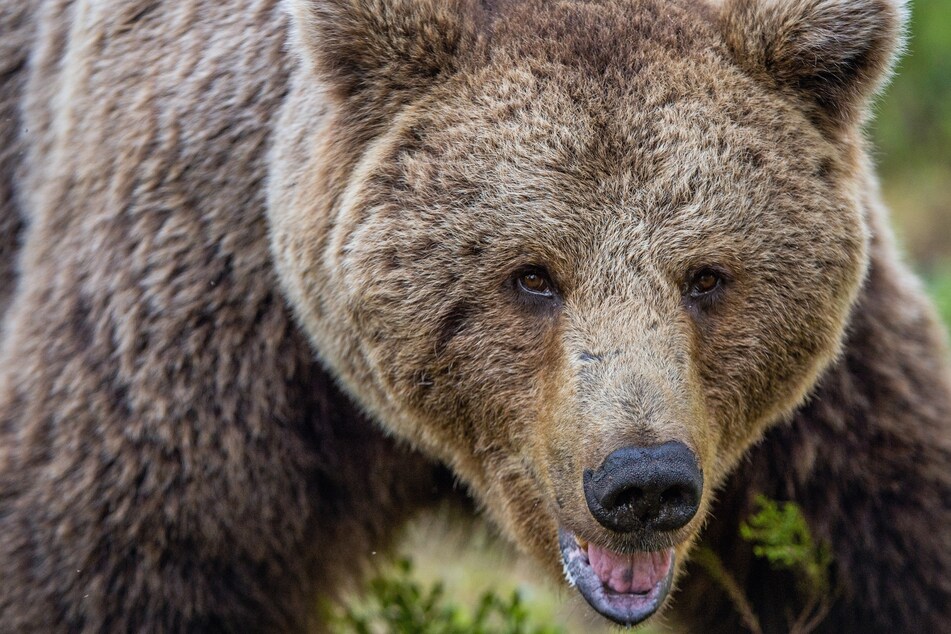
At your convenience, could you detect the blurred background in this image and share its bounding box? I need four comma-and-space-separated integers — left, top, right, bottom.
871, 0, 951, 317
340, 1, 951, 631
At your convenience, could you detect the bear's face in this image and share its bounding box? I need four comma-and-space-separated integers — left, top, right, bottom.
271, 0, 902, 625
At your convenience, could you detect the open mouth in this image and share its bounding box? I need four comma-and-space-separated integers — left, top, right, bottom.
558, 527, 675, 627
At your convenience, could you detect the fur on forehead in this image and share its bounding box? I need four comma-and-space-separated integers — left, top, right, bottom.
288, 0, 719, 116
291, 0, 903, 139
718, 0, 906, 132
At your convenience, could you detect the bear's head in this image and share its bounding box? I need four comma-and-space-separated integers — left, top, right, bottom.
268, 0, 903, 625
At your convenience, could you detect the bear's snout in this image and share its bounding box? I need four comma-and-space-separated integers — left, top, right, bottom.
582, 441, 703, 534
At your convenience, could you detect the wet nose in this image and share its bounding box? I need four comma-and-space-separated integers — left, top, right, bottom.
583, 441, 703, 533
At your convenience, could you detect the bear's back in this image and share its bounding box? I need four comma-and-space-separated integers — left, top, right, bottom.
0, 3, 445, 631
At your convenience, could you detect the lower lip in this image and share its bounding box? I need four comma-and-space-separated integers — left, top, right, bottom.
558, 528, 676, 627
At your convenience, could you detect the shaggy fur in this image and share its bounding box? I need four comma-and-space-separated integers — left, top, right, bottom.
0, 2, 31, 315
0, 2, 449, 632
1, 0, 949, 632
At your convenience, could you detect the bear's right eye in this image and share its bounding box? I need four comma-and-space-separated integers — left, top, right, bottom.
519, 272, 552, 296
513, 267, 557, 301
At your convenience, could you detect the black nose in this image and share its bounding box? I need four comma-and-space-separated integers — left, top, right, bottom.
583, 441, 703, 534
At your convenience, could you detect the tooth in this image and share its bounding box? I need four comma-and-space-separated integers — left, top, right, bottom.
574, 535, 589, 550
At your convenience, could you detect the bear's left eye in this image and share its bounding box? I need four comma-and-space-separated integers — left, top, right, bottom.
690, 269, 721, 296
685, 267, 727, 305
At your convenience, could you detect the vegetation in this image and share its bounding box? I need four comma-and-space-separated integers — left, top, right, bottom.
739, 497, 832, 601
871, 0, 951, 279
339, 497, 836, 634
928, 268, 951, 332
736, 497, 834, 634
872, 0, 951, 185
331, 558, 564, 634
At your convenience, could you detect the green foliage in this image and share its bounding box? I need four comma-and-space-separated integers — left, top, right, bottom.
697, 496, 835, 634
928, 268, 951, 332
740, 496, 832, 597
332, 558, 564, 634
872, 0, 951, 176
871, 0, 951, 275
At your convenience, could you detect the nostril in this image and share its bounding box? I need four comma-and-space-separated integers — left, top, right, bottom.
609, 487, 644, 510
660, 486, 687, 508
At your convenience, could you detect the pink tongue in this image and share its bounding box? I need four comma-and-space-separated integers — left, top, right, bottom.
587, 544, 672, 594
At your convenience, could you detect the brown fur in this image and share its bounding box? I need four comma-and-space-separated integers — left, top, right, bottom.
1, 0, 949, 632
0, 2, 449, 632
676, 185, 951, 632
0, 2, 31, 316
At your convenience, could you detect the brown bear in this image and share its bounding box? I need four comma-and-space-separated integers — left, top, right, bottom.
1, 0, 949, 632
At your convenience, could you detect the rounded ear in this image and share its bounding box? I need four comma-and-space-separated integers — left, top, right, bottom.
288, 0, 480, 116
719, 0, 906, 132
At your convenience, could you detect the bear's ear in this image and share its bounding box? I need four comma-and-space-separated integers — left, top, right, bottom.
289, 0, 480, 115
718, 0, 906, 132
